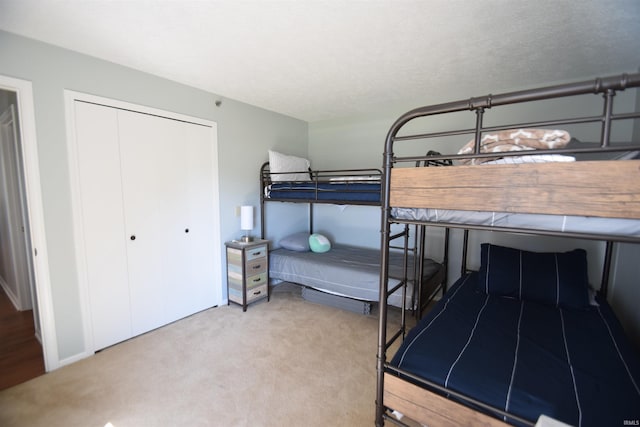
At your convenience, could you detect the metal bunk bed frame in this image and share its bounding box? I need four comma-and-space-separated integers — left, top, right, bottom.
259, 162, 383, 237
376, 72, 640, 426
259, 161, 447, 318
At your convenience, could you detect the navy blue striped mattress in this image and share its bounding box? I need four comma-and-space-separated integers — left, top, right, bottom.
390, 272, 640, 426
267, 182, 380, 203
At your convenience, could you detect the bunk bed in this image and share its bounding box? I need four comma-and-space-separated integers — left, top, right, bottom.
260, 155, 446, 315
375, 73, 640, 427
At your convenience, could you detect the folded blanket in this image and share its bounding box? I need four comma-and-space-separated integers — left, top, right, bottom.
457, 128, 571, 164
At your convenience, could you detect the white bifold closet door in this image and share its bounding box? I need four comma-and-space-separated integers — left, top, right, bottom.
74, 101, 218, 351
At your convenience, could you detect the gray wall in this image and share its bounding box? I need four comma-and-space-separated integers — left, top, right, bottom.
0, 89, 17, 111
0, 30, 307, 361
611, 243, 640, 349
635, 72, 640, 141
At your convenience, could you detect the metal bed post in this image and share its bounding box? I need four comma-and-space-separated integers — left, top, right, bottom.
260, 162, 267, 239
415, 224, 426, 318
601, 241, 614, 298
461, 229, 470, 277
600, 88, 616, 148
473, 107, 486, 154
456, 105, 483, 278
260, 200, 266, 239
401, 224, 409, 331
442, 228, 450, 293
376, 125, 396, 427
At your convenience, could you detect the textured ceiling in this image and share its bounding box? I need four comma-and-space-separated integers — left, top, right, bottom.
1, 0, 639, 122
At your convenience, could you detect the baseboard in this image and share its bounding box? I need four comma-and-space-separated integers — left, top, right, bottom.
58, 350, 93, 368
0, 274, 21, 311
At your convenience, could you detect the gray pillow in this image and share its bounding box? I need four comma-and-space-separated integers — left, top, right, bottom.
280, 232, 310, 252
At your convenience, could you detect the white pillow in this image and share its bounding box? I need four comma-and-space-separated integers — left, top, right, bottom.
483, 154, 576, 165
268, 150, 311, 182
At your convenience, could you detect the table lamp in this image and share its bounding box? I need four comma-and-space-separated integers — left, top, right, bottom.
240, 205, 254, 242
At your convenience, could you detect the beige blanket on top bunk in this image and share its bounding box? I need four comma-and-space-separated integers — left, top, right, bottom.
457, 128, 571, 164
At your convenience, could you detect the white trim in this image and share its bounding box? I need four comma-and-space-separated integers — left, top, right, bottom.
0, 75, 58, 371
206, 122, 224, 308
64, 90, 222, 356
63, 92, 95, 361
0, 275, 20, 309
64, 91, 215, 128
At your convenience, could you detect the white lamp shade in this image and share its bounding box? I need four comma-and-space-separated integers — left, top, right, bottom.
240, 206, 254, 231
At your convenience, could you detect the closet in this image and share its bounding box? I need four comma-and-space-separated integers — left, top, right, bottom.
71, 99, 220, 351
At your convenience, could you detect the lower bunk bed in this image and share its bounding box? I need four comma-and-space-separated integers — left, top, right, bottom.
385, 244, 640, 427
270, 242, 444, 313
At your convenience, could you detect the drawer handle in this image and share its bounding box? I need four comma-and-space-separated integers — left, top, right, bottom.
251, 251, 262, 256
251, 264, 262, 270
252, 277, 261, 283
253, 290, 262, 295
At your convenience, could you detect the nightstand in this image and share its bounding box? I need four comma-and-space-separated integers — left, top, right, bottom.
225, 239, 269, 311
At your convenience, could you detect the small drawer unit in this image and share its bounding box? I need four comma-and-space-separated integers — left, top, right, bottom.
225, 239, 269, 311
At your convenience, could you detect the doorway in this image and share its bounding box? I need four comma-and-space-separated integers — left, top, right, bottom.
0, 91, 44, 389
0, 75, 56, 383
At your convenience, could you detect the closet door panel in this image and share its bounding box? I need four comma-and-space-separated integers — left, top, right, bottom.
117, 110, 176, 335
155, 119, 193, 323
169, 122, 217, 319
74, 102, 132, 350
185, 123, 217, 308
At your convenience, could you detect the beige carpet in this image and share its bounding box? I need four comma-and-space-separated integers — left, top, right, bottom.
0, 283, 406, 427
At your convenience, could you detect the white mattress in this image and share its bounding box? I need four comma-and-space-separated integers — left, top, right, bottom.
391, 207, 640, 238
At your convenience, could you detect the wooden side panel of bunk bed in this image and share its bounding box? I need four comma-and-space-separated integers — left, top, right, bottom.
390, 160, 640, 219
383, 373, 509, 427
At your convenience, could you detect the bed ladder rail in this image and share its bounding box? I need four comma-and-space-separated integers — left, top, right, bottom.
386, 225, 413, 344
388, 224, 425, 316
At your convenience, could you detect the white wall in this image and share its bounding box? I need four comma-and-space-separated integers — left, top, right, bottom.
0, 30, 307, 363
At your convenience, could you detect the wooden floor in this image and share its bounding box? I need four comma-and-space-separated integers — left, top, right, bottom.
0, 286, 45, 390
